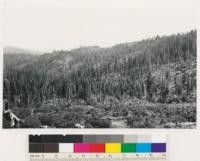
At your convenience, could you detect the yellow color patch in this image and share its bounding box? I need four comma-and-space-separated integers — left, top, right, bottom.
105, 143, 121, 153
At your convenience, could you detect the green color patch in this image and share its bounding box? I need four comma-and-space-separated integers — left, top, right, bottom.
121, 143, 136, 153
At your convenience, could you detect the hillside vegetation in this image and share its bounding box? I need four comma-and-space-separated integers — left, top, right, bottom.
3, 30, 196, 128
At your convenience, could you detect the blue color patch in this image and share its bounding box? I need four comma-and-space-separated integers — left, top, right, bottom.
136, 143, 151, 153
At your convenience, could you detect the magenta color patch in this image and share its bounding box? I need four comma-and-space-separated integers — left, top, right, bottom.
74, 143, 90, 153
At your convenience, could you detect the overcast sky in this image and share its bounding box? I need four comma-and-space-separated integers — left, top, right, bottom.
2, 1, 197, 52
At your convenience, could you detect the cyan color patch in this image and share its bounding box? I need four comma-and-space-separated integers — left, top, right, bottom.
136, 143, 151, 153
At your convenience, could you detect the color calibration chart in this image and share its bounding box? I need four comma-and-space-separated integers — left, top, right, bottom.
29, 134, 167, 161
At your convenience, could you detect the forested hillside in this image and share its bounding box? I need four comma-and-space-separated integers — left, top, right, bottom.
3, 30, 196, 128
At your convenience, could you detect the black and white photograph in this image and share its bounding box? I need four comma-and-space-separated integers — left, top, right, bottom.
2, 2, 197, 128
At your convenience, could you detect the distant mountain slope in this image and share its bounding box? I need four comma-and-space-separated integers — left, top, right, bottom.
4, 46, 31, 54
3, 53, 38, 69
4, 46, 42, 55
